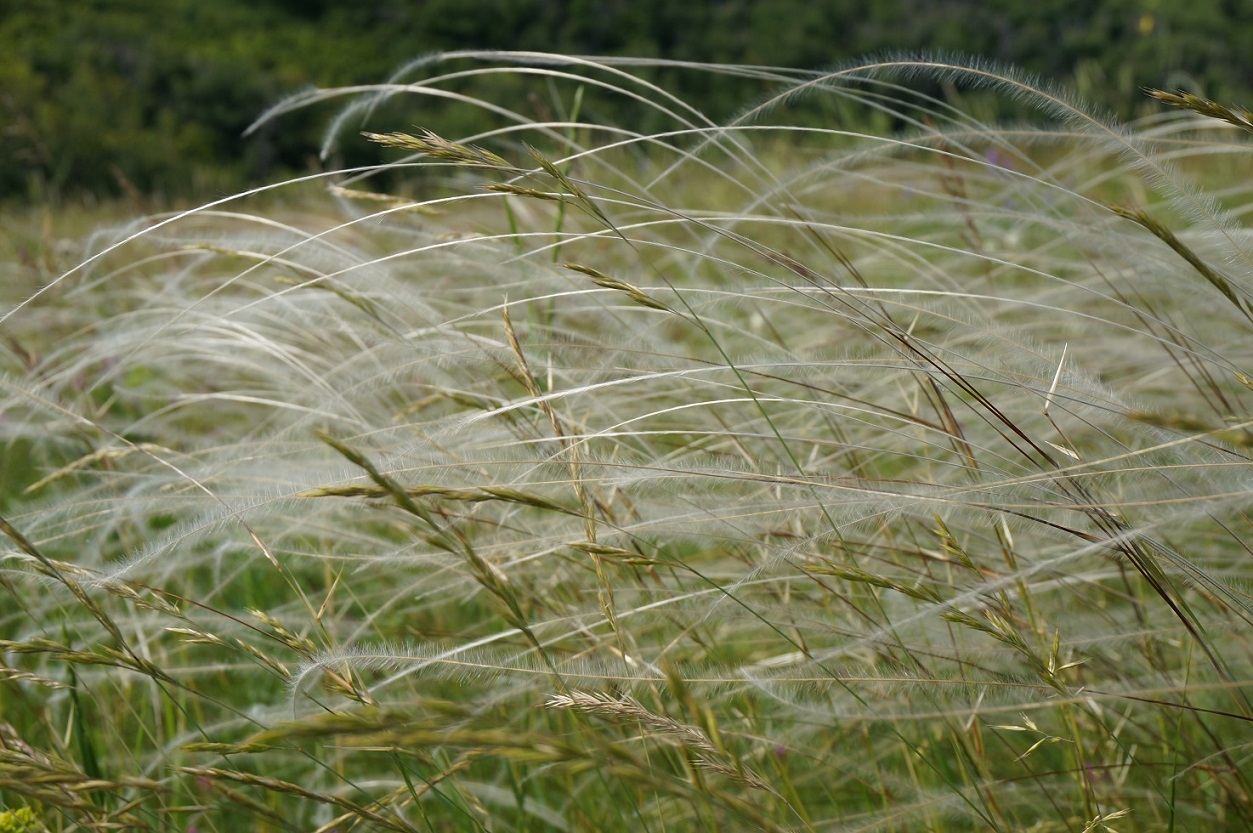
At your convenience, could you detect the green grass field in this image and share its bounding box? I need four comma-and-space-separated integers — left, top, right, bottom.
2, 54, 1252, 832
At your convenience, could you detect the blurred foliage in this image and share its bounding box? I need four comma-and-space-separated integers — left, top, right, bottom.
1, 0, 1250, 202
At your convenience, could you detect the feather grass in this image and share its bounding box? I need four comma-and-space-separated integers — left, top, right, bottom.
3, 53, 1253, 830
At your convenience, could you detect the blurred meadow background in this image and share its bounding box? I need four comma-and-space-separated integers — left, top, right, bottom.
3, 3, 1253, 832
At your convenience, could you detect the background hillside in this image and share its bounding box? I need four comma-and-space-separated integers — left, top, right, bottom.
2, 0, 1250, 202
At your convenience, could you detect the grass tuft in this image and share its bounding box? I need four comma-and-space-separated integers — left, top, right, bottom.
3, 52, 1253, 830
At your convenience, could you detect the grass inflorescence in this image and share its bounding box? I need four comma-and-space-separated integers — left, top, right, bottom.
2, 52, 1253, 831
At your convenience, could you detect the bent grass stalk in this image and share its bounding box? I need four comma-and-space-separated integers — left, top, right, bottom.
2, 53, 1252, 830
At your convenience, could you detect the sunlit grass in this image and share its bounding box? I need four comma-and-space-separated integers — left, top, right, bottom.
2, 52, 1252, 831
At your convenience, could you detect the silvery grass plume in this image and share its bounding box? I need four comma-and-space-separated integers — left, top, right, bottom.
1, 52, 1252, 831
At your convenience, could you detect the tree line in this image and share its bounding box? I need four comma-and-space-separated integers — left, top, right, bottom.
2, 0, 1248, 202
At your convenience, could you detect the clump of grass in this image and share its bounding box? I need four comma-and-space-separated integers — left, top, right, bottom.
2, 52, 1253, 831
